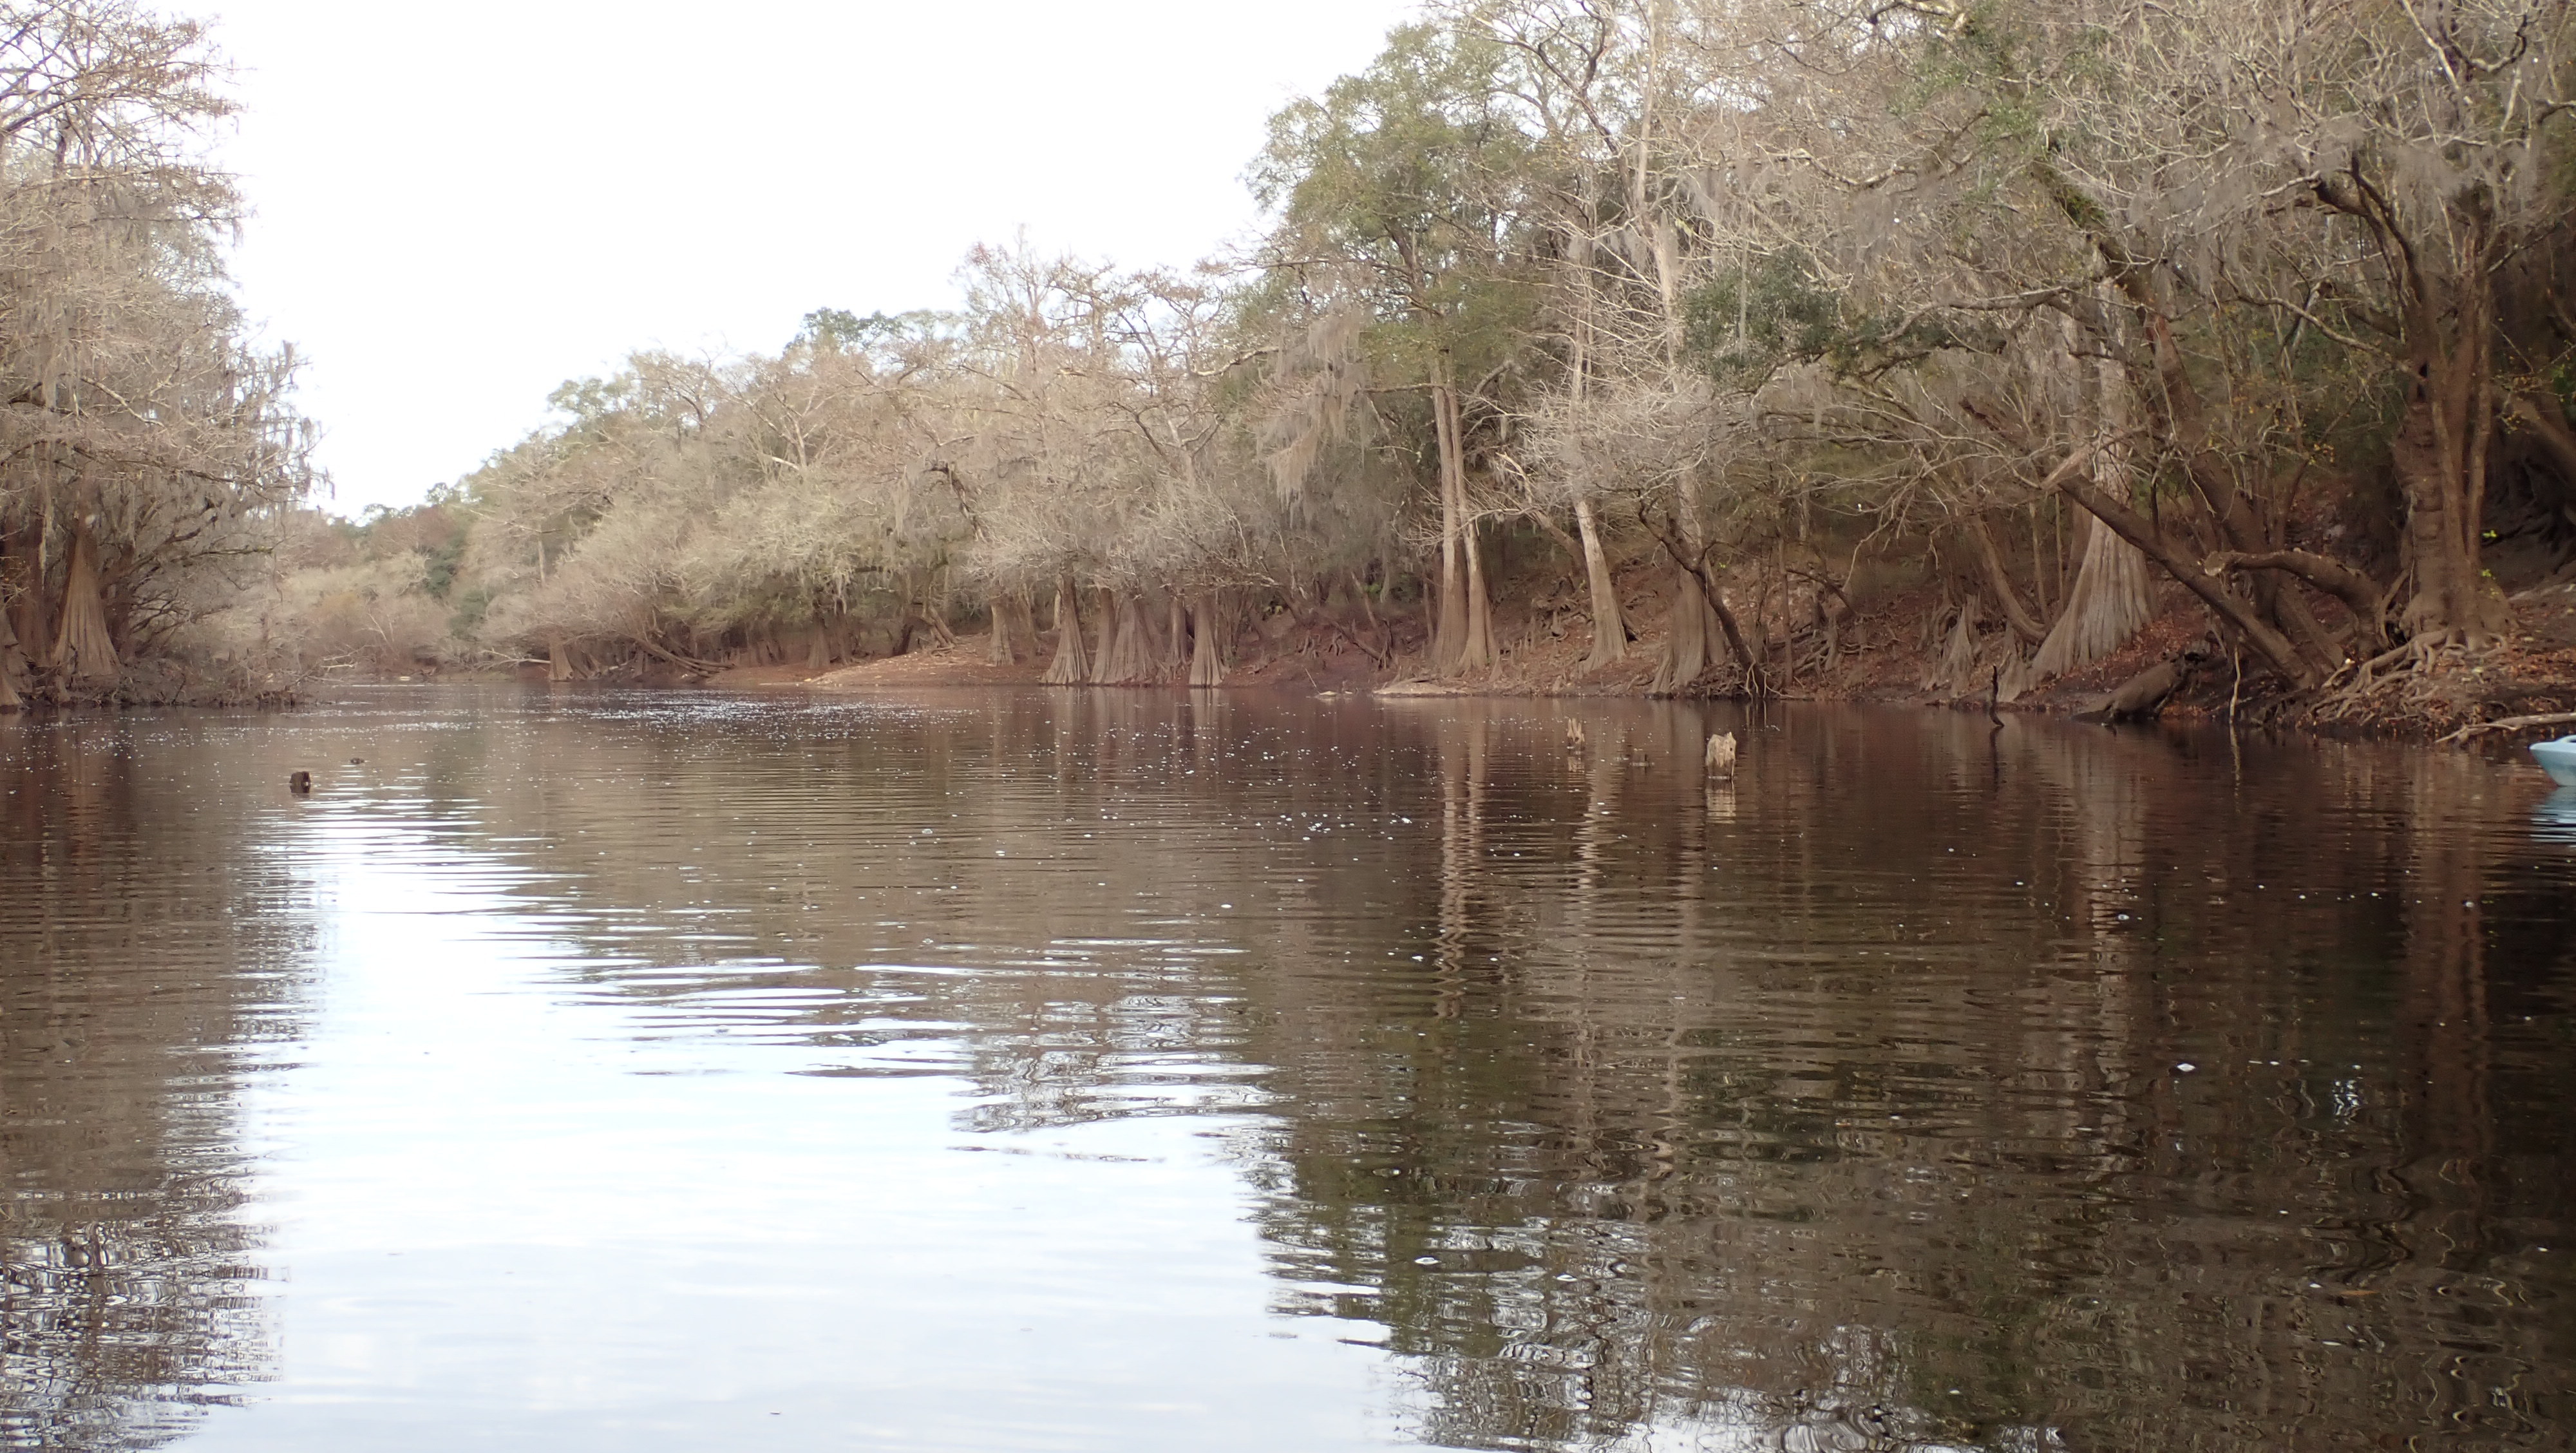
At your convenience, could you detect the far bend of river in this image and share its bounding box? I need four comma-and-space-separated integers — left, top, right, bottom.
3, 687, 2573, 1452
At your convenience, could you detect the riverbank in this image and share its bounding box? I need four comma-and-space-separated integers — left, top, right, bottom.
790, 571, 2576, 751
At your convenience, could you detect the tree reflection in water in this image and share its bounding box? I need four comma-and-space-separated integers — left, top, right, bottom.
1, 717, 310, 1450
486, 692, 2571, 1449
1238, 703, 2573, 1451
1, 690, 2568, 1451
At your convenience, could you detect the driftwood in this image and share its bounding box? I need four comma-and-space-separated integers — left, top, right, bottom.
2092, 660, 2184, 721
2440, 711, 2576, 745
625, 634, 724, 676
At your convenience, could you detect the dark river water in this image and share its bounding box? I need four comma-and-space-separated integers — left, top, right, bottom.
3, 686, 2572, 1451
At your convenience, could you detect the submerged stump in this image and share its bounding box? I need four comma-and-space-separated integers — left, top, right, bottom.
1703, 730, 1738, 780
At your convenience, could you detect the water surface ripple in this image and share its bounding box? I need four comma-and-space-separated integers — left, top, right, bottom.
2, 686, 2571, 1450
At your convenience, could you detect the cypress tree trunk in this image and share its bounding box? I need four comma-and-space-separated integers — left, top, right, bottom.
1041, 579, 1090, 684
50, 523, 117, 686
1086, 587, 1120, 684
987, 602, 1013, 664
1187, 595, 1225, 688
1162, 593, 1188, 681
2031, 356, 2155, 679
1929, 603, 1982, 696
1094, 594, 1157, 685
0, 527, 30, 707
1135, 595, 1167, 681
2031, 513, 2155, 678
986, 591, 1032, 665
547, 638, 573, 682
0, 592, 23, 712
1575, 496, 1625, 670
1431, 382, 1466, 675
1651, 563, 1717, 694
1432, 378, 1496, 674
5, 520, 50, 667
1461, 517, 1495, 672
2392, 360, 2513, 647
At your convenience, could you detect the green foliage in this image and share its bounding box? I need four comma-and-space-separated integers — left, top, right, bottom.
422, 536, 464, 600
1683, 252, 1844, 386
1254, 22, 1541, 385
546, 374, 632, 426
1682, 251, 1962, 385
795, 307, 951, 361
446, 584, 494, 641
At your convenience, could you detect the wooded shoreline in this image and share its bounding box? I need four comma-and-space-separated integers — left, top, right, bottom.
770, 550, 2576, 750
6, 1, 2576, 745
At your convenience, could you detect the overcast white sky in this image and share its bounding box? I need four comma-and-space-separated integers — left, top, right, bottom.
204, 1, 1421, 515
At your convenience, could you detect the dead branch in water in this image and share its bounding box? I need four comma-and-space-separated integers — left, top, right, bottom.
2440, 712, 2576, 745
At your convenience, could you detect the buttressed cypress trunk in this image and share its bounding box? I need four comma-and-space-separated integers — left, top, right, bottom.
1086, 587, 1121, 685
986, 600, 1013, 665
0, 529, 28, 707
1651, 562, 1718, 694
1575, 496, 1625, 670
987, 592, 1033, 665
1012, 592, 1039, 663
1435, 381, 1495, 676
1094, 594, 1158, 685
50, 523, 117, 687
1187, 595, 1225, 688
2032, 359, 2155, 679
1041, 579, 1090, 685
1461, 517, 1495, 673
805, 616, 842, 672
1930, 603, 1983, 696
0, 592, 22, 712
1162, 594, 1188, 681
5, 520, 49, 663
2031, 512, 2155, 679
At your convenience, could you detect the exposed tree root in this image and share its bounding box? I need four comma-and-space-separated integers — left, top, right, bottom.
2315, 635, 2494, 712
2289, 630, 2561, 739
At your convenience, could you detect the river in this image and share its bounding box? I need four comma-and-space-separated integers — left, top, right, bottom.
2, 686, 2570, 1450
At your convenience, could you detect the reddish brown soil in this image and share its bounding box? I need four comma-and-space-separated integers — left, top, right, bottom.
800, 641, 1043, 690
